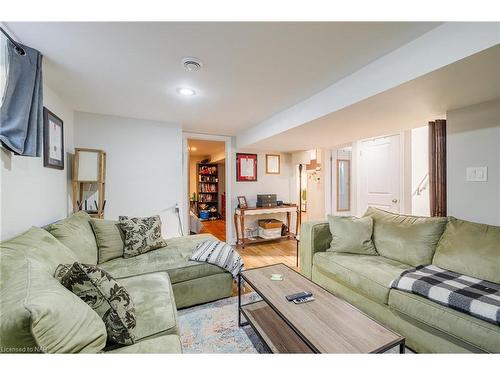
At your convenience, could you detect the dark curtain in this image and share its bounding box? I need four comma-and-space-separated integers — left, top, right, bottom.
429, 119, 447, 217
0, 40, 43, 156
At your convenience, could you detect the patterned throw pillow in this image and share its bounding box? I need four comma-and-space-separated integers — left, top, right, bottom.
55, 262, 136, 345
118, 215, 167, 258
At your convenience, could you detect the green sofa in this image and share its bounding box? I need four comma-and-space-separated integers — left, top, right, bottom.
0, 211, 233, 353
299, 208, 500, 353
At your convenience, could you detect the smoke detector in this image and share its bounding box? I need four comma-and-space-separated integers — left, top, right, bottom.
182, 57, 203, 72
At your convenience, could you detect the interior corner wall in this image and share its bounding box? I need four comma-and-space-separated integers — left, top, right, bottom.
0, 84, 75, 240
74, 112, 183, 238
447, 99, 500, 225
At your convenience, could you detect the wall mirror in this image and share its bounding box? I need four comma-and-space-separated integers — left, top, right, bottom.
337, 159, 350, 211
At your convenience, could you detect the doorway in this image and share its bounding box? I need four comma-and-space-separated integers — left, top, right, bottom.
186, 137, 228, 241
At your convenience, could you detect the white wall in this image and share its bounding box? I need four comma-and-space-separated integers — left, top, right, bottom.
447, 99, 500, 225
74, 112, 183, 238
411, 125, 430, 216
232, 151, 296, 237
0, 84, 74, 240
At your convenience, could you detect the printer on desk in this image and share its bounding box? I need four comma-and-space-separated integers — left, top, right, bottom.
256, 194, 277, 207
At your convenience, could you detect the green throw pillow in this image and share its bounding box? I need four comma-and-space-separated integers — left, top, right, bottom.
327, 215, 377, 255
90, 219, 125, 263
118, 215, 167, 258
55, 262, 137, 345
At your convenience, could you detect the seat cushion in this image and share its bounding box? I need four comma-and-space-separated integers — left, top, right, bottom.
45, 211, 98, 264
117, 272, 178, 341
313, 252, 412, 304
0, 227, 78, 287
432, 217, 500, 284
99, 234, 227, 283
105, 335, 182, 353
0, 260, 107, 353
90, 219, 125, 263
364, 207, 448, 266
388, 289, 500, 353
327, 215, 377, 255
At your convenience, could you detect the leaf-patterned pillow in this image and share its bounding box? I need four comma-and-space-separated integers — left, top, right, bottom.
55, 263, 136, 345
118, 215, 167, 258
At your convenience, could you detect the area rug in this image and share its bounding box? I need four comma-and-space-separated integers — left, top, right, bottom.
177, 293, 411, 354
178, 293, 269, 353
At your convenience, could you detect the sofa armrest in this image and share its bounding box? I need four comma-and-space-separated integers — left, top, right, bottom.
299, 220, 331, 279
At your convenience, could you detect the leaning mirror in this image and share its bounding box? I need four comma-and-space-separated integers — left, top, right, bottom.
337, 159, 350, 211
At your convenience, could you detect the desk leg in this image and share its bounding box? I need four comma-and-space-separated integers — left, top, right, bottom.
399, 341, 405, 354
234, 213, 240, 246
240, 214, 245, 249
286, 212, 291, 239
295, 208, 300, 236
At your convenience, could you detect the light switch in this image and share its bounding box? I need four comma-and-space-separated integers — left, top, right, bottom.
466, 167, 488, 182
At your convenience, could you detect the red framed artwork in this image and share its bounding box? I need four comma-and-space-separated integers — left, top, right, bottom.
236, 153, 257, 181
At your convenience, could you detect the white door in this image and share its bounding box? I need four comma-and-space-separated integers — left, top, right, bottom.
358, 134, 401, 215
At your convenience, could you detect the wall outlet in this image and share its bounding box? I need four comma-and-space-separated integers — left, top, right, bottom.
466, 167, 488, 182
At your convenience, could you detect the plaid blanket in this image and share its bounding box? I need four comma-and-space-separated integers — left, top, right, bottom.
190, 239, 244, 280
390, 265, 500, 325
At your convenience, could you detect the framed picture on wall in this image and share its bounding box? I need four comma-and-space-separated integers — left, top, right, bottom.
266, 154, 280, 174
43, 107, 64, 170
236, 153, 257, 181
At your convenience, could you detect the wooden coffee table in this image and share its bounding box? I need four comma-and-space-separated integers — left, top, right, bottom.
238, 263, 405, 353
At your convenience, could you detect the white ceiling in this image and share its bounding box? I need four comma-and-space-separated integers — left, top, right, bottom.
248, 44, 500, 151
6, 22, 440, 135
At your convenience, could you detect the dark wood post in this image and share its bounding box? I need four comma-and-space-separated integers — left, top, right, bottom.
429, 119, 447, 217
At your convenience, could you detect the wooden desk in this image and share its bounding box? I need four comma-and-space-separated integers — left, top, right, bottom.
234, 204, 299, 248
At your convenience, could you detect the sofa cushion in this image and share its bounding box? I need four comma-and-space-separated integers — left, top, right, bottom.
118, 215, 167, 258
117, 272, 178, 341
99, 234, 226, 283
313, 252, 412, 304
0, 227, 78, 287
56, 263, 137, 345
0, 260, 107, 353
90, 219, 125, 263
105, 335, 182, 353
327, 215, 377, 255
364, 207, 448, 266
389, 289, 500, 353
432, 217, 500, 284
45, 211, 98, 264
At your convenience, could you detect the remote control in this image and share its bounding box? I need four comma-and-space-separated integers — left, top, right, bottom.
293, 296, 315, 304
285, 291, 313, 301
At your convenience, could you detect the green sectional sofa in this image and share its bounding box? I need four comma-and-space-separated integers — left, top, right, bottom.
300, 208, 500, 353
0, 211, 233, 353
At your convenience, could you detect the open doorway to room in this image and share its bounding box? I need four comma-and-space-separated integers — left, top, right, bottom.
186, 138, 227, 241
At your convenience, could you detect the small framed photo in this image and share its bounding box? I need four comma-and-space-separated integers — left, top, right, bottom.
236, 153, 257, 181
266, 154, 280, 174
237, 196, 248, 209
43, 107, 64, 170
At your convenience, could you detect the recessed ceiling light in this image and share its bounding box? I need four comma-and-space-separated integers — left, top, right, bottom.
182, 57, 203, 72
176, 87, 196, 97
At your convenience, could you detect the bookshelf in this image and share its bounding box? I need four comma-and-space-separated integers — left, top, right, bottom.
197, 163, 219, 220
